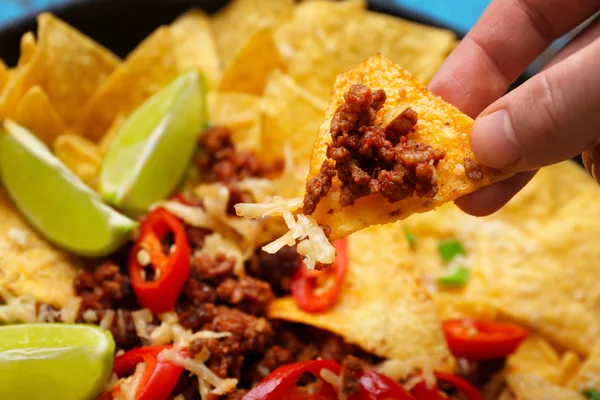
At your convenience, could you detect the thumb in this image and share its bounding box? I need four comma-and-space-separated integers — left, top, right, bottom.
469, 36, 600, 172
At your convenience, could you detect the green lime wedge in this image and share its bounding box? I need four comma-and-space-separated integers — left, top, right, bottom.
0, 120, 138, 257
0, 324, 115, 400
99, 71, 207, 216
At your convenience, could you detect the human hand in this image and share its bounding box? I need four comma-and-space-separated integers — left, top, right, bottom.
428, 0, 600, 216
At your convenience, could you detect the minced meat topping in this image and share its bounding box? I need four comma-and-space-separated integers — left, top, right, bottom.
303, 83, 446, 215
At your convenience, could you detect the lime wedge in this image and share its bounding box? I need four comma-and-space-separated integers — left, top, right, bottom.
99, 71, 207, 216
0, 120, 138, 257
0, 324, 115, 400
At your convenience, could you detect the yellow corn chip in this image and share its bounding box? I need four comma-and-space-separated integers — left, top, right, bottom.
53, 134, 102, 188
307, 54, 510, 240
504, 371, 586, 400
208, 91, 262, 151
13, 86, 67, 145
275, 0, 366, 59
568, 339, 600, 391
286, 9, 455, 101
77, 26, 180, 141
0, 188, 79, 307
403, 162, 600, 356
260, 70, 326, 165
269, 222, 454, 372
211, 0, 293, 65
218, 28, 284, 95
98, 114, 126, 155
507, 335, 581, 385
170, 10, 222, 88
17, 31, 37, 68
37, 14, 120, 128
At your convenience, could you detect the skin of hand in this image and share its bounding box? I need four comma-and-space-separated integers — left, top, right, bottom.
428, 0, 600, 216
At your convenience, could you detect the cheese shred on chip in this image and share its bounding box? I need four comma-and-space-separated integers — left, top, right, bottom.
235, 196, 335, 269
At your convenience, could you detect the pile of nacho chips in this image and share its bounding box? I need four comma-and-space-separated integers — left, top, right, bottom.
1, 0, 599, 397
0, 0, 457, 193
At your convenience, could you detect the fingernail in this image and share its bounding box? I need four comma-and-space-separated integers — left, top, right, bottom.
471, 109, 520, 168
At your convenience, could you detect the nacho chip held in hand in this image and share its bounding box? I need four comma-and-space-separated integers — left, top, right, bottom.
303, 54, 511, 240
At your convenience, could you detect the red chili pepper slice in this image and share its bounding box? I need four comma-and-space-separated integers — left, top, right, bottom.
351, 370, 414, 400
291, 239, 348, 313
442, 319, 528, 360
411, 373, 481, 400
111, 345, 184, 400
243, 360, 342, 400
128, 208, 191, 314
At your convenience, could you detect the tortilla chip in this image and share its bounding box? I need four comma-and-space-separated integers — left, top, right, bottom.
269, 222, 454, 372
211, 0, 293, 65
53, 134, 102, 188
275, 0, 366, 60
403, 162, 600, 356
13, 86, 67, 146
260, 70, 326, 165
17, 31, 37, 68
568, 340, 600, 391
286, 9, 455, 101
507, 335, 581, 386
504, 371, 586, 400
98, 114, 126, 155
77, 26, 180, 141
307, 54, 510, 240
36, 14, 120, 128
0, 188, 79, 306
218, 28, 284, 95
170, 10, 222, 88
208, 91, 262, 151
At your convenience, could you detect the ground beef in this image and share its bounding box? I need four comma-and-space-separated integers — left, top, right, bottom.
247, 247, 301, 295
191, 252, 236, 283
464, 157, 484, 181
196, 126, 282, 212
216, 276, 275, 315
73, 262, 140, 350
186, 226, 211, 250
74, 261, 136, 310
303, 84, 445, 214
340, 355, 365, 400
177, 302, 217, 331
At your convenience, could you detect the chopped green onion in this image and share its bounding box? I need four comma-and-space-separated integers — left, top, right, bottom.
405, 231, 416, 246
438, 265, 470, 286
583, 389, 600, 400
438, 239, 465, 262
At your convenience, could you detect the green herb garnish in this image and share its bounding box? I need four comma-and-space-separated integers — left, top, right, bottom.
583, 388, 600, 400
405, 231, 416, 246
438, 265, 470, 286
438, 239, 465, 262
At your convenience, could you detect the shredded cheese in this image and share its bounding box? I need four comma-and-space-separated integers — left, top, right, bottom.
0, 287, 37, 323
160, 348, 238, 397
376, 357, 436, 389
320, 368, 341, 390
99, 309, 115, 330
237, 197, 335, 269
118, 362, 146, 400
60, 297, 82, 323
131, 309, 154, 344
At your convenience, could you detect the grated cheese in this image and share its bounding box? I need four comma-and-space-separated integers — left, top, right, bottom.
7, 227, 29, 248
237, 197, 335, 269
60, 297, 82, 323
131, 309, 154, 344
82, 309, 98, 322
99, 309, 115, 330
320, 368, 341, 390
0, 284, 37, 323
160, 348, 238, 397
376, 357, 436, 389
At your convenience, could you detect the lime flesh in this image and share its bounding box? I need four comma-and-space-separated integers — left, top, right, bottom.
0, 120, 138, 257
100, 70, 207, 216
0, 324, 115, 400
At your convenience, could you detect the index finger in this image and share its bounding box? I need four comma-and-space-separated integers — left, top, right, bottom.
428, 0, 600, 118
